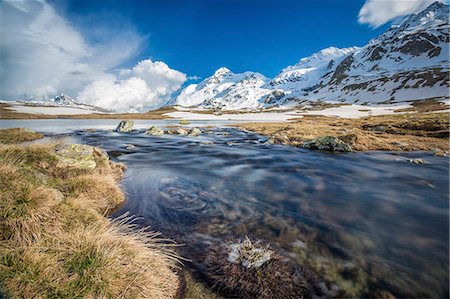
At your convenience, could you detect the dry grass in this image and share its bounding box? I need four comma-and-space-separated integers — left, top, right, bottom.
236, 112, 449, 151
393, 98, 450, 113
0, 130, 180, 298
0, 128, 44, 144
0, 103, 175, 119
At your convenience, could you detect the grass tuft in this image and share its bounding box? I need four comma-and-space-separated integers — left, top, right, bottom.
0, 128, 44, 144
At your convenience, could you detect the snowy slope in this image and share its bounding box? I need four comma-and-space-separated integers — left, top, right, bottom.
175, 2, 449, 110
175, 67, 284, 110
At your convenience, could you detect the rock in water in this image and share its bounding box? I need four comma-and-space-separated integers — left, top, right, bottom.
407, 158, 424, 165
302, 136, 353, 152
189, 128, 202, 136
55, 144, 97, 170
145, 126, 164, 136
179, 120, 191, 125
116, 120, 134, 132
176, 128, 189, 135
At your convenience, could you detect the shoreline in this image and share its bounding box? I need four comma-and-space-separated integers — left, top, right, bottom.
234, 112, 449, 152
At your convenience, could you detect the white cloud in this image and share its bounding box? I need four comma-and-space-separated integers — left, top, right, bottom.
77, 59, 187, 112
358, 0, 444, 28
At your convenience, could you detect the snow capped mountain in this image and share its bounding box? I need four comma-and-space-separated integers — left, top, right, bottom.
13, 93, 112, 113
268, 46, 360, 100
175, 67, 284, 110
49, 94, 80, 106
175, 2, 449, 110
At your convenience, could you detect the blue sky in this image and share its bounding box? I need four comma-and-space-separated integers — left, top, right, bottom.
50, 0, 389, 78
2, 0, 443, 110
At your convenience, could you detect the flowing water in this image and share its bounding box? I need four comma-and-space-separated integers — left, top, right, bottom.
2, 120, 449, 298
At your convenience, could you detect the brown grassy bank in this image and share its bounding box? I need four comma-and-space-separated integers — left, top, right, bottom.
236, 112, 449, 152
0, 104, 175, 119
0, 128, 180, 298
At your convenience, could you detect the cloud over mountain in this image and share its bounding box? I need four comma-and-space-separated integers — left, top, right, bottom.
358, 0, 445, 27
77, 60, 187, 112
0, 0, 186, 112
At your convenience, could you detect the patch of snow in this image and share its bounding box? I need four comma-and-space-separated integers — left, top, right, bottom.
165, 111, 300, 122
296, 104, 412, 118
9, 105, 101, 115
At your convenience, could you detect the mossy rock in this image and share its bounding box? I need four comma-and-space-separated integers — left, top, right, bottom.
55, 144, 97, 170
115, 120, 134, 133
145, 126, 164, 136
303, 136, 353, 152
179, 120, 191, 125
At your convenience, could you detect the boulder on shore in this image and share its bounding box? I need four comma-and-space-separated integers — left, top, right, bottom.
145, 126, 164, 136
55, 144, 98, 170
116, 120, 134, 132
302, 136, 352, 152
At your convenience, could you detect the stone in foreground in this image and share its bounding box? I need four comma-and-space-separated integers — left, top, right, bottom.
302, 136, 352, 152
116, 120, 134, 132
55, 144, 98, 170
145, 126, 164, 136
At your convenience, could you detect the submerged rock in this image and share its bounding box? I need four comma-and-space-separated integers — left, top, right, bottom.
227, 237, 273, 269
55, 144, 97, 170
407, 158, 424, 165
303, 136, 353, 152
115, 120, 134, 132
189, 128, 202, 137
125, 144, 135, 150
179, 120, 191, 125
203, 237, 323, 298
145, 126, 164, 136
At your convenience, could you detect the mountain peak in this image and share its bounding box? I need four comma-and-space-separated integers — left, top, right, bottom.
213, 67, 231, 76
50, 93, 77, 105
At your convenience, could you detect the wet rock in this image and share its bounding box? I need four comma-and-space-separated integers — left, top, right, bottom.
200, 141, 214, 146
433, 148, 447, 157
264, 138, 275, 145
176, 128, 189, 135
372, 126, 386, 133
125, 144, 135, 150
203, 237, 324, 299
115, 120, 134, 132
179, 120, 191, 125
189, 128, 202, 137
145, 126, 164, 136
303, 136, 353, 152
55, 144, 97, 170
407, 158, 424, 165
